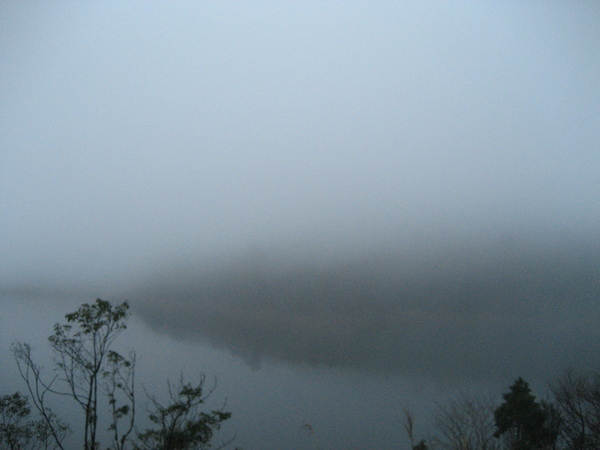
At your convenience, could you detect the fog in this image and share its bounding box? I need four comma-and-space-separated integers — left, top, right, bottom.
132, 233, 600, 384
1, 2, 599, 448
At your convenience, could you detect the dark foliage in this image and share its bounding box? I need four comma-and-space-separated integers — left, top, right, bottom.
9, 299, 232, 450
136, 375, 232, 450
493, 378, 558, 449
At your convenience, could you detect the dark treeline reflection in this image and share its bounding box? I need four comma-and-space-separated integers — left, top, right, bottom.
132, 232, 600, 384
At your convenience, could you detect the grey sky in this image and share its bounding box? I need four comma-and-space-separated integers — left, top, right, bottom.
2, 1, 599, 285
1, 2, 600, 448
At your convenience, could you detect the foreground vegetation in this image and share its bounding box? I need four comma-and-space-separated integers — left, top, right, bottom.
1, 299, 233, 450
1, 298, 598, 449
403, 372, 600, 449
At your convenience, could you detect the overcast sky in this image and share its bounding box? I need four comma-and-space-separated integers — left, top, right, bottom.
2, 2, 600, 448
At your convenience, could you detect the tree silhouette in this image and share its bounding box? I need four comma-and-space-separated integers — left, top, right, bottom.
136, 375, 232, 450
494, 377, 558, 449
552, 370, 600, 449
10, 299, 232, 450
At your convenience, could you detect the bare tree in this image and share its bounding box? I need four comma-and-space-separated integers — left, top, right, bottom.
552, 370, 600, 449
430, 391, 500, 450
12, 344, 71, 449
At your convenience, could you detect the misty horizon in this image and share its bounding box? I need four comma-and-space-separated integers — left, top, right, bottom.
130, 230, 600, 383
2, 2, 599, 448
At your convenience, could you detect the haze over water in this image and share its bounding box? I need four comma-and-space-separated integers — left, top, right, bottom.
2, 2, 599, 448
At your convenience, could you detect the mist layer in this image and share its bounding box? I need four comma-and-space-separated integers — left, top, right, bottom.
133, 232, 600, 383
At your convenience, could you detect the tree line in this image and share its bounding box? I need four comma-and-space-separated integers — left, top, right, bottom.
403, 371, 600, 449
0, 299, 234, 450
